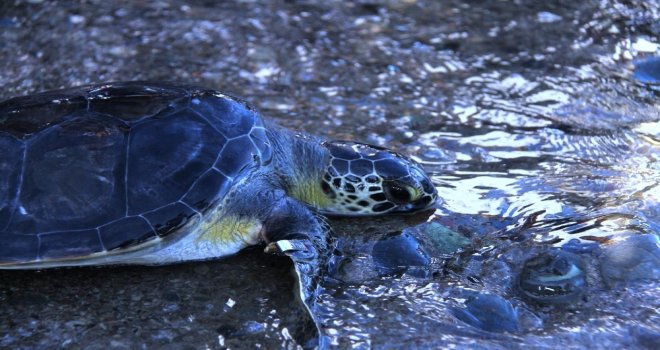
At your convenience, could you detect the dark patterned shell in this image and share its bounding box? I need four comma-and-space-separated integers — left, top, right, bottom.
0, 82, 272, 263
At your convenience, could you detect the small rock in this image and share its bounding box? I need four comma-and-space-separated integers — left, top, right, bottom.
599, 234, 660, 288
422, 222, 471, 255
372, 231, 430, 277
452, 293, 519, 333
537, 11, 562, 23
634, 57, 660, 84
68, 15, 86, 25
562, 238, 599, 254
243, 321, 265, 334
419, 147, 456, 163
630, 325, 660, 350
518, 250, 587, 305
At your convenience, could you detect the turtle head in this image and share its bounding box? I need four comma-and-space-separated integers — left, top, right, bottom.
317, 141, 437, 216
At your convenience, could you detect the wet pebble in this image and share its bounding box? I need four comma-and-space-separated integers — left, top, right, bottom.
0, 18, 18, 28
243, 320, 266, 334
372, 232, 430, 278
630, 325, 660, 350
151, 329, 176, 342
130, 292, 143, 302
518, 250, 587, 305
516, 306, 544, 331
419, 147, 456, 163
64, 319, 90, 328
108, 339, 131, 350
634, 57, 660, 84
452, 293, 519, 333
537, 11, 562, 23
599, 234, 660, 288
421, 222, 471, 255
161, 303, 179, 313
561, 238, 599, 254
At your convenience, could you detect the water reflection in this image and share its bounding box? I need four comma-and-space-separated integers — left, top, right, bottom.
310, 0, 659, 347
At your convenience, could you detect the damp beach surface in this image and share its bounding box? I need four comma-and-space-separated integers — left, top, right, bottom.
1, 1, 658, 349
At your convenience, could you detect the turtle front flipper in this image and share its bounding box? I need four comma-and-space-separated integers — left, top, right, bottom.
261, 195, 332, 349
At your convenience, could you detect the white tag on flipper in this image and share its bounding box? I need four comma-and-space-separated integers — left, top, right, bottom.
275, 239, 309, 253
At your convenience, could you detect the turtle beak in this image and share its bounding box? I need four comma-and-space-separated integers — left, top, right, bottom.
406, 172, 438, 211
404, 194, 437, 211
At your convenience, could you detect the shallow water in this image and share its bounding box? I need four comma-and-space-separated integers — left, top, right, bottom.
1, 0, 659, 349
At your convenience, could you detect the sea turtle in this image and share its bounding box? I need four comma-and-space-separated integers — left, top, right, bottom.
0, 81, 437, 342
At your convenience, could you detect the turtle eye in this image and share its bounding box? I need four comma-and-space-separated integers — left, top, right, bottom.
383, 181, 421, 204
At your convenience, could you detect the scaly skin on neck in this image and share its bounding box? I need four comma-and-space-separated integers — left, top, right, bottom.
197, 124, 332, 249
196, 125, 330, 248
265, 124, 332, 210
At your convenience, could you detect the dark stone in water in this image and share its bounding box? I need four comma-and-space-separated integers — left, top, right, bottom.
0, 18, 18, 28
518, 250, 587, 305
630, 325, 660, 350
452, 293, 519, 333
372, 231, 430, 278
561, 238, 599, 254
421, 222, 471, 255
634, 57, 660, 84
599, 234, 660, 288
